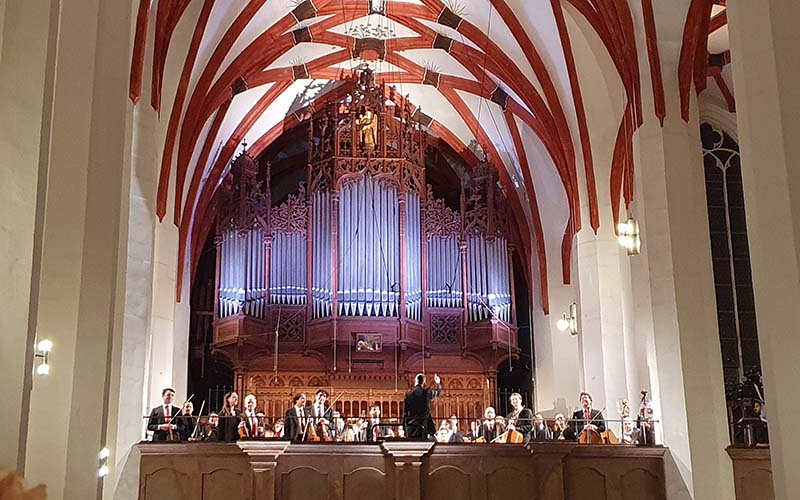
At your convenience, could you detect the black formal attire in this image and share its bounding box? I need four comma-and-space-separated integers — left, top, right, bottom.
636, 417, 656, 446
197, 426, 219, 442
241, 410, 263, 438
448, 430, 465, 443
218, 408, 242, 442
554, 425, 576, 441
147, 404, 184, 441
403, 381, 441, 440
530, 423, 553, 442
178, 413, 198, 440
311, 404, 332, 439
506, 407, 534, 441
366, 419, 387, 442
570, 408, 606, 439
284, 405, 309, 442
481, 421, 505, 442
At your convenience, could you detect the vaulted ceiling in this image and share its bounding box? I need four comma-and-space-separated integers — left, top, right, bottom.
130, 0, 725, 310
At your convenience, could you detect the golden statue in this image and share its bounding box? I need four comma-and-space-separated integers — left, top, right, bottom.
355, 106, 377, 150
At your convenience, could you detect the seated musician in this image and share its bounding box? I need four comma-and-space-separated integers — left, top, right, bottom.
448, 415, 465, 443
553, 413, 576, 441
283, 393, 308, 442
202, 413, 220, 441
467, 420, 481, 441
273, 418, 285, 439
146, 388, 183, 441
239, 394, 263, 438
480, 407, 505, 442
530, 413, 553, 442
505, 393, 533, 443
621, 418, 641, 444
330, 411, 347, 441
570, 392, 606, 440
179, 401, 197, 441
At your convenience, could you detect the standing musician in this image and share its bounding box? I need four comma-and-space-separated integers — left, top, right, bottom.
637, 393, 656, 446
283, 393, 308, 442
366, 403, 386, 443
330, 411, 347, 441
218, 391, 242, 442
239, 394, 263, 438
480, 407, 505, 442
178, 401, 197, 441
505, 393, 533, 443
570, 392, 606, 440
311, 389, 332, 438
403, 373, 441, 440
147, 388, 183, 441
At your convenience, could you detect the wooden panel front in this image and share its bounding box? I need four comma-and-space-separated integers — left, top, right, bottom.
137, 442, 667, 500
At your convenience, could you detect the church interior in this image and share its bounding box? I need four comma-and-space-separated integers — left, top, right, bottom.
1, 0, 799, 499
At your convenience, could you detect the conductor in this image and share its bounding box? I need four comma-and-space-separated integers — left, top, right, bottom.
404, 373, 441, 440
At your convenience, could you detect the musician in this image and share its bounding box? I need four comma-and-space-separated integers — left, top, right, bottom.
147, 388, 183, 441
218, 391, 242, 442
570, 392, 606, 439
283, 393, 308, 442
403, 373, 441, 440
273, 418, 285, 439
366, 403, 386, 442
448, 415, 465, 443
239, 394, 262, 438
553, 413, 576, 441
467, 420, 481, 441
505, 393, 533, 443
178, 401, 197, 441
311, 389, 332, 438
636, 397, 656, 446
330, 411, 347, 441
621, 418, 641, 444
480, 407, 505, 442
200, 413, 220, 441
530, 413, 553, 442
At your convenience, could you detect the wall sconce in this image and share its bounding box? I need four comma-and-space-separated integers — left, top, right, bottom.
34, 339, 53, 376
98, 447, 110, 478
369, 0, 386, 14
617, 216, 641, 256
557, 302, 578, 336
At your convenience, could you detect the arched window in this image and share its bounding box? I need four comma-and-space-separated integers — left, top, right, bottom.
701, 123, 761, 395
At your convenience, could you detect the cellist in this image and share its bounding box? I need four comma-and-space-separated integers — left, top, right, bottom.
504, 393, 533, 443
570, 392, 606, 442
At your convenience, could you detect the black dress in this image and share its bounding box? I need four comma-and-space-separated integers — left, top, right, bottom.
218, 408, 242, 442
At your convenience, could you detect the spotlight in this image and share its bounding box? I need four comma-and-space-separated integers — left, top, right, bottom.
617, 217, 641, 256
98, 465, 109, 478
36, 363, 50, 376
36, 339, 53, 353
98, 448, 110, 460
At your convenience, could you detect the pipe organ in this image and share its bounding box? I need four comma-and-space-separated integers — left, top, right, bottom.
212, 69, 520, 411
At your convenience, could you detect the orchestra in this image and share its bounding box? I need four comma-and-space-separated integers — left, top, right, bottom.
144, 383, 724, 448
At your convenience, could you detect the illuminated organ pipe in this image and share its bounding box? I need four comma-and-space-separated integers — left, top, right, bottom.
269, 186, 309, 306
405, 192, 422, 321
312, 190, 332, 318
426, 236, 462, 308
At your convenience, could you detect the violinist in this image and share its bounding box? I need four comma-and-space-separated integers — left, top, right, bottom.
179, 401, 197, 441
239, 394, 263, 438
530, 413, 553, 442
194, 413, 220, 442
284, 393, 308, 442
311, 389, 332, 438
505, 393, 533, 443
571, 392, 606, 443
366, 403, 386, 442
218, 391, 242, 442
330, 411, 347, 441
480, 407, 505, 442
637, 394, 656, 446
147, 388, 183, 441
553, 413, 576, 441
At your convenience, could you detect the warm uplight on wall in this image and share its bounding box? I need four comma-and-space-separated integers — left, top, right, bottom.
557, 302, 578, 336
34, 339, 52, 376
617, 217, 641, 256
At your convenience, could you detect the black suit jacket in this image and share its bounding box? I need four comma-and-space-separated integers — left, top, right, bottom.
570, 408, 606, 437
530, 424, 553, 442
448, 431, 465, 443
506, 407, 533, 437
481, 421, 505, 442
284, 406, 309, 442
366, 420, 388, 443
218, 409, 242, 442
403, 382, 441, 440
147, 405, 184, 441
178, 414, 198, 440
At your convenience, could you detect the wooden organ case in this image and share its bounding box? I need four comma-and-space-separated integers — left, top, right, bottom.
212, 70, 520, 421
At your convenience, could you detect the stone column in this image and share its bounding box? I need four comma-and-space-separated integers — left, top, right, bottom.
0, 0, 52, 471
626, 1, 735, 498
727, 2, 800, 498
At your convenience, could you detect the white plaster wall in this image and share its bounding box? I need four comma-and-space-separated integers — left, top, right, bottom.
0, 0, 51, 471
